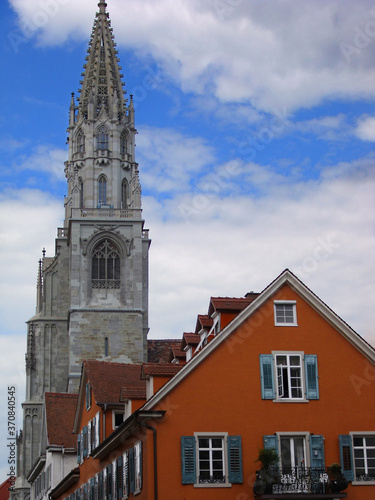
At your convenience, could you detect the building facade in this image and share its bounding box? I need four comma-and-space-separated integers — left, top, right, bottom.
51, 270, 375, 500
14, 2, 150, 499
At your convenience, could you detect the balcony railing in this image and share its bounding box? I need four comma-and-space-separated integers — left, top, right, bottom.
71, 208, 142, 219
254, 467, 348, 497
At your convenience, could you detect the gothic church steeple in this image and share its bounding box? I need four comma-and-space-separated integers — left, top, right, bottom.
14, 3, 150, 497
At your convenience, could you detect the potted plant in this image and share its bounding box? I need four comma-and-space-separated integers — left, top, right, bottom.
327, 463, 348, 493
253, 448, 280, 496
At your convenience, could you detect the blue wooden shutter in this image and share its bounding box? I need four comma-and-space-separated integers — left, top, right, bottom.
259, 355, 275, 399
83, 426, 88, 458
99, 470, 104, 500
129, 447, 135, 494
181, 436, 196, 484
310, 435, 325, 468
305, 355, 319, 399
117, 455, 123, 499
107, 465, 112, 500
227, 435, 243, 484
263, 435, 279, 455
77, 434, 81, 463
90, 478, 95, 500
339, 435, 354, 481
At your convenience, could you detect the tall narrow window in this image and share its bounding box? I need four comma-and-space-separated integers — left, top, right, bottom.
97, 125, 109, 150
120, 131, 127, 156
105, 337, 109, 356
92, 239, 120, 289
77, 130, 85, 153
98, 175, 107, 206
79, 178, 84, 208
121, 179, 128, 209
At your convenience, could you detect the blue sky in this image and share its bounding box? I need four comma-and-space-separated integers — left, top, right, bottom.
1, 0, 375, 479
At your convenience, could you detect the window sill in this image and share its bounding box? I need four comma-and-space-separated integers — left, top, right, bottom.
352, 480, 375, 485
194, 483, 231, 488
275, 323, 298, 327
273, 399, 309, 403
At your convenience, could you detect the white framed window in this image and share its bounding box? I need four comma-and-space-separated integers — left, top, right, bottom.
112, 411, 124, 429
275, 353, 304, 400
352, 433, 375, 483
274, 301, 297, 326
197, 435, 226, 485
181, 433, 242, 487
279, 434, 308, 469
134, 441, 142, 493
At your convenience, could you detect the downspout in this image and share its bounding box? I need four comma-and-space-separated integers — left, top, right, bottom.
139, 421, 158, 500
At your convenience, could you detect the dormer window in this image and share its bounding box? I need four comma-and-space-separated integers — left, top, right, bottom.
97, 125, 109, 150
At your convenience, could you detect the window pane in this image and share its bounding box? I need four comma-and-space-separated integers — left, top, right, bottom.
366, 437, 375, 447
199, 438, 209, 448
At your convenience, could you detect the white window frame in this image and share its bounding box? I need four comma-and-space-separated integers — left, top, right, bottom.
112, 410, 124, 430
274, 300, 297, 326
194, 432, 231, 488
350, 432, 375, 485
277, 432, 310, 468
272, 351, 306, 402
134, 441, 142, 494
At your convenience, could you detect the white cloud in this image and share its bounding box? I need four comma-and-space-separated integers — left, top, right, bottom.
15, 145, 68, 182
355, 116, 375, 141
137, 126, 216, 193
144, 154, 375, 348
9, 0, 375, 112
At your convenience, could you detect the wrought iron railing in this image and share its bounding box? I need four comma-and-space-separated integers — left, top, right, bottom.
254, 467, 348, 495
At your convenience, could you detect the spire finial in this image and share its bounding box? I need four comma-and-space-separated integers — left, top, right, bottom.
98, 1, 107, 13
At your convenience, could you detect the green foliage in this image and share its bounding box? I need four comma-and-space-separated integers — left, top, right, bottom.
255, 448, 279, 469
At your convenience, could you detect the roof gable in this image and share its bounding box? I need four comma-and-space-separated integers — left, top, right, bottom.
143, 269, 375, 411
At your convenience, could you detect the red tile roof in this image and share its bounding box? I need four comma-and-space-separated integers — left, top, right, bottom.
170, 345, 186, 360
195, 314, 213, 334
181, 333, 200, 349
141, 363, 185, 378
208, 296, 259, 316
147, 339, 179, 363
45, 393, 78, 448
84, 361, 145, 405
120, 386, 146, 401
0, 479, 12, 500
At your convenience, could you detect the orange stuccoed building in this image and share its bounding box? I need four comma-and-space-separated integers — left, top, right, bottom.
50, 270, 375, 500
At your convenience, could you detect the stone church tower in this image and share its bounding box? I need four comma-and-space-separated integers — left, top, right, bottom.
14, 2, 150, 498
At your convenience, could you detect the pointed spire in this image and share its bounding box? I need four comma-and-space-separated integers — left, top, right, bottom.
77, 0, 127, 122
98, 1, 107, 13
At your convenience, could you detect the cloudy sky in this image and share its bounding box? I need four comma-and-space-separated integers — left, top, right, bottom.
1, 0, 375, 478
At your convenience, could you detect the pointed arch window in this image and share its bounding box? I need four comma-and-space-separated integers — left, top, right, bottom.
77, 130, 85, 153
92, 239, 120, 289
98, 175, 107, 206
97, 125, 109, 150
121, 179, 128, 209
120, 131, 127, 156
